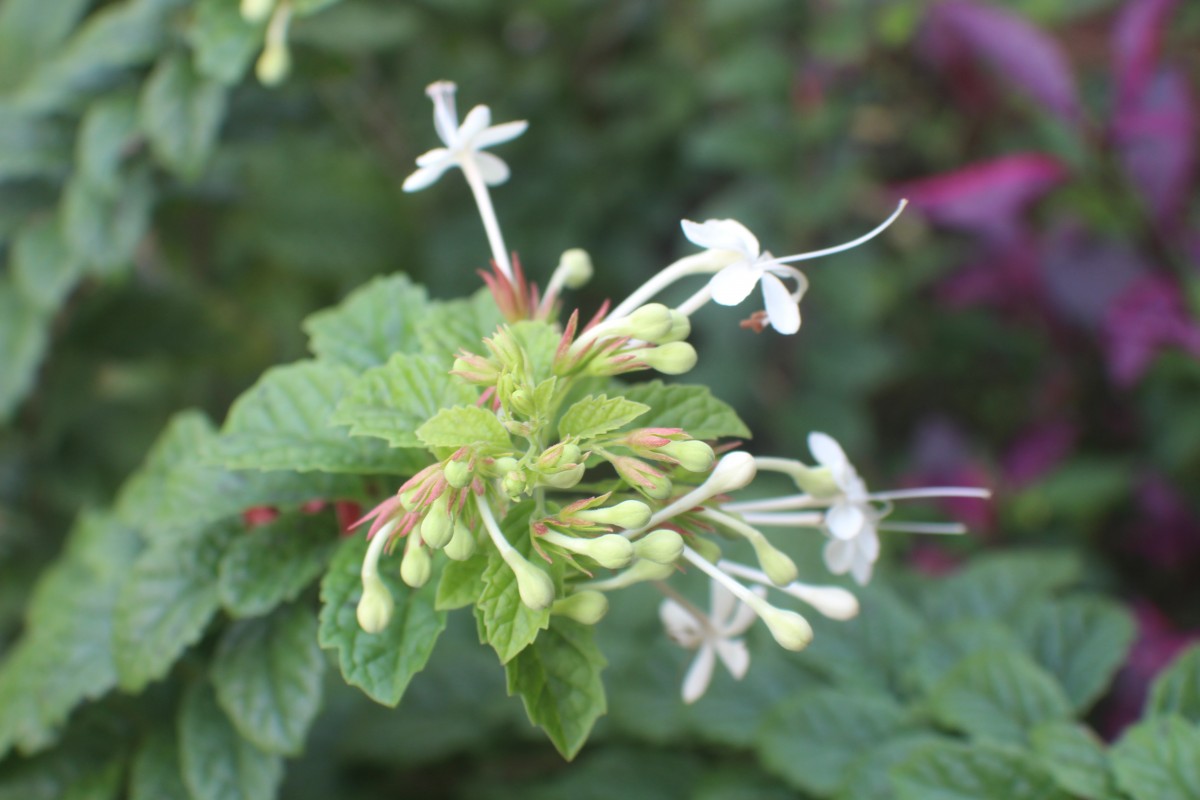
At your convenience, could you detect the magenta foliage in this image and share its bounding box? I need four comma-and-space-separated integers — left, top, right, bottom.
1102, 274, 1200, 386
1102, 601, 1198, 738
1123, 473, 1200, 569
1113, 0, 1179, 109
1039, 225, 1147, 330
1002, 420, 1078, 489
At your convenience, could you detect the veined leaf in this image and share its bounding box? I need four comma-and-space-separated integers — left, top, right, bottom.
0, 280, 50, 423
303, 274, 430, 369
1110, 715, 1200, 800
436, 552, 488, 611
129, 726, 189, 800
618, 381, 751, 440
178, 682, 283, 800
891, 740, 1071, 800
416, 289, 504, 361
416, 405, 511, 451
1030, 721, 1123, 800
139, 54, 227, 181
1148, 644, 1200, 724
218, 511, 339, 619
474, 504, 551, 664
188, 0, 263, 85
558, 394, 650, 440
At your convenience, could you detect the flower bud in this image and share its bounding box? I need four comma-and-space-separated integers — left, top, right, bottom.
751, 538, 799, 586
575, 500, 652, 529
658, 311, 692, 344
538, 442, 583, 470
452, 353, 499, 384
790, 464, 840, 497
400, 539, 432, 588
443, 459, 472, 489
557, 249, 593, 289
659, 440, 715, 473
612, 303, 674, 342
256, 42, 290, 86
502, 470, 527, 499
492, 456, 519, 475
638, 342, 697, 375
420, 495, 453, 549
611, 456, 673, 500
584, 558, 676, 590
509, 387, 535, 417
506, 554, 556, 610
708, 451, 757, 495
633, 529, 684, 564
539, 463, 585, 489
689, 536, 723, 564
543, 531, 634, 569
552, 591, 609, 625
443, 520, 477, 561
755, 603, 813, 651
241, 0, 275, 23
782, 583, 859, 620
356, 576, 394, 633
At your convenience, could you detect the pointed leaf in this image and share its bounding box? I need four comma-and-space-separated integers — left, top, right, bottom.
416, 405, 511, 451
919, 549, 1081, 624
188, 0, 263, 85
505, 618, 607, 760
1110, 715, 1200, 800
416, 289, 504, 360
558, 394, 650, 440
435, 552, 488, 611
218, 511, 339, 619
0, 280, 50, 422
318, 535, 447, 706
129, 727, 189, 800
303, 274, 430, 369
474, 504, 550, 664
11, 215, 81, 310
61, 165, 154, 274
1030, 721, 1123, 800
891, 740, 1071, 800
1148, 644, 1200, 724
178, 682, 283, 800
139, 54, 227, 180
618, 381, 751, 440
76, 94, 139, 194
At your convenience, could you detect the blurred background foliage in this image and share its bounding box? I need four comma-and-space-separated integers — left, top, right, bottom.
1, 0, 1198, 796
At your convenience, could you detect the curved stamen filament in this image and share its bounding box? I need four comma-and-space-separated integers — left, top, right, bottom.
764, 199, 908, 268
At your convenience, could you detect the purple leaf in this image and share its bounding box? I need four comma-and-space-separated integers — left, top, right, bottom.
936, 237, 1041, 311
1002, 420, 1078, 488
927, 0, 1081, 123
1113, 68, 1196, 228
1039, 224, 1147, 329
1102, 274, 1200, 386
896, 154, 1068, 242
1113, 0, 1179, 109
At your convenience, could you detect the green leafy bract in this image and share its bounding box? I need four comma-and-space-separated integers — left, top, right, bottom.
558, 394, 650, 440
417, 405, 512, 451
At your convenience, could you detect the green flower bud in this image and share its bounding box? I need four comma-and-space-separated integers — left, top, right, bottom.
356, 575, 394, 634
575, 500, 653, 529
256, 42, 290, 86
586, 558, 676, 590
421, 496, 453, 549
638, 342, 697, 375
502, 470, 527, 499
618, 303, 675, 341
400, 539, 432, 588
791, 464, 840, 497
539, 463, 585, 489
443, 460, 472, 489
707, 451, 757, 494
633, 529, 684, 564
509, 387, 535, 417
659, 440, 715, 473
538, 442, 582, 470
751, 538, 799, 586
492, 456, 519, 475
557, 249, 593, 289
755, 603, 813, 651
241, 0, 275, 23
443, 520, 477, 561
543, 531, 634, 569
659, 311, 692, 343
689, 536, 723, 564
505, 553, 556, 610
551, 591, 609, 625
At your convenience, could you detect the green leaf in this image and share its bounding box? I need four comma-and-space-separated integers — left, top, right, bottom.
919, 549, 1082, 624
178, 682, 283, 800
558, 394, 650, 440
618, 380, 751, 440
303, 274, 430, 369
1030, 721, 1122, 800
928, 649, 1073, 745
758, 689, 912, 796
436, 552, 489, 611
0, 280, 50, 422
505, 617, 607, 760
0, 109, 70, 181
11, 215, 81, 310
330, 353, 478, 448
904, 620, 1024, 696
1110, 715, 1200, 800
1014, 596, 1135, 711
475, 504, 551, 664
0, 711, 127, 800
212, 604, 325, 756
891, 740, 1071, 800
416, 289, 504, 361
836, 734, 949, 800
139, 54, 227, 180
1148, 644, 1200, 724
318, 535, 447, 706
76, 94, 139, 195
215, 360, 423, 474
0, 0, 91, 91
188, 0, 263, 85
218, 511, 338, 619
113, 521, 236, 692
129, 728, 189, 800
416, 405, 512, 451
61, 165, 154, 274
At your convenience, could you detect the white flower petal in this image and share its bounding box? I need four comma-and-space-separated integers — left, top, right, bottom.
807, 432, 849, 471
682, 643, 717, 704
850, 554, 874, 585
472, 151, 511, 185
724, 588, 763, 635
823, 537, 854, 575
857, 525, 880, 562
457, 105, 492, 144
402, 163, 452, 193
659, 599, 704, 648
825, 502, 865, 540
710, 580, 736, 625
472, 120, 529, 150
709, 262, 762, 306
761, 272, 801, 334
715, 638, 750, 680
415, 147, 452, 168
681, 218, 760, 258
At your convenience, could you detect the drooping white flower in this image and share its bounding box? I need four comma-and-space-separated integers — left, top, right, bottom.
807, 431, 879, 585
659, 581, 762, 703
402, 81, 529, 193
680, 201, 908, 335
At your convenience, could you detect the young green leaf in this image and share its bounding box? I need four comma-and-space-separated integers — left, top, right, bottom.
1110, 715, 1200, 800
114, 521, 236, 693
416, 290, 504, 361
318, 535, 447, 706
474, 505, 551, 664
1147, 644, 1200, 724
1030, 721, 1123, 800
618, 381, 751, 440
903, 620, 1023, 696
330, 353, 478, 448
303, 274, 430, 370
218, 510, 339, 619
178, 682, 283, 800
505, 618, 607, 760
212, 604, 326, 756
891, 740, 1071, 800
416, 405, 511, 451
139, 54, 227, 181
558, 394, 650, 440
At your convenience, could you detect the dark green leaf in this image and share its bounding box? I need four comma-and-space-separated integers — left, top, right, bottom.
919, 549, 1082, 624
1030, 721, 1122, 800
505, 617, 607, 760
558, 394, 650, 440
11, 214, 82, 310
303, 274, 430, 369
75, 94, 139, 194
416, 289, 504, 361
618, 381, 751, 440
1148, 644, 1200, 724
0, 280, 50, 422
0, 0, 91, 91
0, 109, 70, 180
891, 740, 1071, 800
318, 535, 447, 706
416, 405, 511, 451
61, 165, 154, 274
1110, 715, 1200, 800
212, 604, 325, 756
129, 727, 189, 800
178, 682, 283, 800
904, 620, 1023, 696
139, 54, 226, 180
218, 511, 339, 618
189, 0, 263, 85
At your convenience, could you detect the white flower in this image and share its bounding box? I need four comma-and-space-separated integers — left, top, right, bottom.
659, 581, 762, 703
808, 431, 879, 585
402, 81, 528, 193
680, 218, 807, 335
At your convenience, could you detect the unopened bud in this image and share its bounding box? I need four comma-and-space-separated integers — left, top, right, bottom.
538, 442, 583, 470
707, 451, 757, 494
241, 0, 275, 23
502, 470, 527, 499
689, 537, 722, 564
421, 495, 453, 549
506, 554, 556, 610
539, 463, 585, 489
612, 457, 673, 500
400, 539, 432, 588
783, 583, 859, 620
633, 529, 684, 564
552, 591, 609, 624
659, 440, 715, 473
557, 249, 593, 289
575, 500, 652, 529
443, 460, 472, 489
543, 531, 634, 569
790, 464, 840, 497
509, 387, 535, 417
752, 539, 799, 586
443, 520, 477, 561
659, 311, 692, 344
755, 603, 813, 651
256, 42, 290, 86
356, 576, 394, 634
584, 558, 676, 591
492, 456, 519, 475
621, 303, 675, 341
638, 342, 697, 375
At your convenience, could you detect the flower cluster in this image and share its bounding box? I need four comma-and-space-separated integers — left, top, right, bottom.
353, 81, 989, 703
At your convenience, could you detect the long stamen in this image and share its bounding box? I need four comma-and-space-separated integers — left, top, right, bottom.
865, 487, 992, 502
876, 521, 968, 534
734, 511, 825, 527
721, 494, 821, 513
681, 546, 768, 610
675, 285, 712, 317
765, 199, 908, 268
609, 252, 736, 320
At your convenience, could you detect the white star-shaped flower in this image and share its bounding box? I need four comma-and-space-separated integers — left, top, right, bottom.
659, 581, 762, 703
808, 431, 880, 585
402, 81, 528, 193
